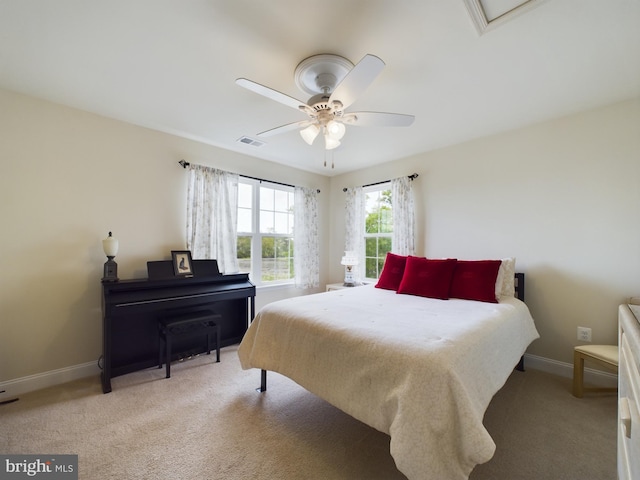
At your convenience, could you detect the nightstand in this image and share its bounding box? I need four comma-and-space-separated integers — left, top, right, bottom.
326, 283, 367, 291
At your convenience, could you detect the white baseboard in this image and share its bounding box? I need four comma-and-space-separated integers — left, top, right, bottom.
0, 361, 100, 403
524, 353, 617, 388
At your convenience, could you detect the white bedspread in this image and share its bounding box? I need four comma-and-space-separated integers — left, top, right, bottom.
238, 285, 539, 479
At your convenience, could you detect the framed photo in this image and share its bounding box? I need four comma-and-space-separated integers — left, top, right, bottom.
171, 250, 194, 277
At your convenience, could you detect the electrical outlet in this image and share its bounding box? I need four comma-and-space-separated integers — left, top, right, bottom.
577, 326, 592, 342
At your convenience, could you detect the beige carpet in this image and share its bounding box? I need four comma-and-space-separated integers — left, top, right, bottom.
0, 346, 617, 479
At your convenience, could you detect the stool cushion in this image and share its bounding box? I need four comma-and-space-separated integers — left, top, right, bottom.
161, 318, 218, 336
574, 345, 619, 366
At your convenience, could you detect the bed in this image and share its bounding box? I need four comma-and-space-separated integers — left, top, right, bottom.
237, 257, 539, 480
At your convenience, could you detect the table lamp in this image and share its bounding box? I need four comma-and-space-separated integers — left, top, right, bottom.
102, 231, 119, 282
340, 251, 359, 287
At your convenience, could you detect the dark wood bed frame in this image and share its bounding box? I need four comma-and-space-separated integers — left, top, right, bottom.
257, 272, 527, 392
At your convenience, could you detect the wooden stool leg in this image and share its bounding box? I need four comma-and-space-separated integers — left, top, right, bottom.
573, 350, 584, 398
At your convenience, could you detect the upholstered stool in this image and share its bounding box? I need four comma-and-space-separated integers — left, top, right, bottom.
572, 345, 618, 398
159, 311, 221, 378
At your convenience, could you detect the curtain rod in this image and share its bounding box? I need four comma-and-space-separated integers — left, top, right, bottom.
179, 160, 320, 193
342, 173, 418, 192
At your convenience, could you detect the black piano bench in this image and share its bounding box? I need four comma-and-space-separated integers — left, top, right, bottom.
158, 311, 221, 379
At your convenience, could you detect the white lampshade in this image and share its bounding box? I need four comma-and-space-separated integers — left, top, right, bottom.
300, 124, 320, 145
324, 134, 341, 150
326, 120, 346, 140
102, 232, 119, 257
340, 251, 359, 266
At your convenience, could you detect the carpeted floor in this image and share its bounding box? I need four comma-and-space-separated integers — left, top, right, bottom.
0, 346, 617, 479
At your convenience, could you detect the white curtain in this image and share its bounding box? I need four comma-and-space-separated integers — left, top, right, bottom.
294, 186, 319, 289
391, 176, 416, 256
186, 164, 239, 274
344, 186, 365, 283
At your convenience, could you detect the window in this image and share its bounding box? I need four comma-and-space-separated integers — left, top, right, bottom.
364, 184, 393, 280
237, 178, 295, 286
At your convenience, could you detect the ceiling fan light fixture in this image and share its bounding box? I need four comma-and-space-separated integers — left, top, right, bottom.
324, 134, 341, 150
326, 120, 346, 140
300, 124, 320, 145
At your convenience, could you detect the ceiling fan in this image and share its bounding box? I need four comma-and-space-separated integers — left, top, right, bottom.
236, 53, 415, 151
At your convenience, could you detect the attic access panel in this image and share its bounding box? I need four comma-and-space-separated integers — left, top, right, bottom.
464, 0, 549, 34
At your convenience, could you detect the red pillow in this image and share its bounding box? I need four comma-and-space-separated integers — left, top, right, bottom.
449, 260, 502, 303
397, 257, 458, 299
375, 253, 407, 291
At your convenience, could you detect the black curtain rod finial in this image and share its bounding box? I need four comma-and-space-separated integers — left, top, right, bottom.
179, 160, 190, 168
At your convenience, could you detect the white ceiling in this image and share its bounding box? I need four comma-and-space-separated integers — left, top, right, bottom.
1, 0, 638, 176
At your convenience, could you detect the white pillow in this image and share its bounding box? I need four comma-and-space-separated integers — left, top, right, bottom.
495, 257, 516, 300
494, 267, 504, 300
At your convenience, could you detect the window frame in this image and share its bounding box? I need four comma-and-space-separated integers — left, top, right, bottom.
363, 182, 393, 282
236, 178, 295, 287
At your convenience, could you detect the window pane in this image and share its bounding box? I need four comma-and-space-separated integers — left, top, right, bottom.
365, 237, 377, 256
261, 236, 274, 259
261, 236, 275, 282
260, 210, 274, 233
380, 207, 393, 233
274, 212, 289, 234
238, 183, 252, 209
261, 236, 293, 282
365, 257, 378, 278
237, 236, 251, 274
379, 237, 392, 256
274, 189, 289, 211
365, 195, 378, 233
376, 257, 385, 277
365, 216, 378, 234
237, 208, 252, 233
274, 237, 289, 257
260, 187, 274, 210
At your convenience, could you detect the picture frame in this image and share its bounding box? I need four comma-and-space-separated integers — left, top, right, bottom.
171, 250, 194, 277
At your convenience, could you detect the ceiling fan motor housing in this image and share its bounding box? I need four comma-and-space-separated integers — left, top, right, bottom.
294, 54, 354, 97
307, 94, 344, 118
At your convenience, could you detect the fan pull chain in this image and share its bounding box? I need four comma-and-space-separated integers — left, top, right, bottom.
323, 150, 335, 169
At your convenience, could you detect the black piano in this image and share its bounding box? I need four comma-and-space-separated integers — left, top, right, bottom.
101, 259, 255, 393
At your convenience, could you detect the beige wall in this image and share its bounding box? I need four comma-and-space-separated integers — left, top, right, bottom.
328, 99, 640, 365
0, 88, 330, 383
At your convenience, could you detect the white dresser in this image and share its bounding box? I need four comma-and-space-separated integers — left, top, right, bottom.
618, 304, 640, 480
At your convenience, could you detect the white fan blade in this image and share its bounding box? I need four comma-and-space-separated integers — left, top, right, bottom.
329, 54, 385, 110
236, 78, 311, 113
257, 120, 312, 137
342, 112, 415, 127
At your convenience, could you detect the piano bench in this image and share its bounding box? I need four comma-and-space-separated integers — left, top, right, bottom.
158, 311, 221, 379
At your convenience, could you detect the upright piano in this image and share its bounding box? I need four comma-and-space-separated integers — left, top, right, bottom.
101, 259, 255, 393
